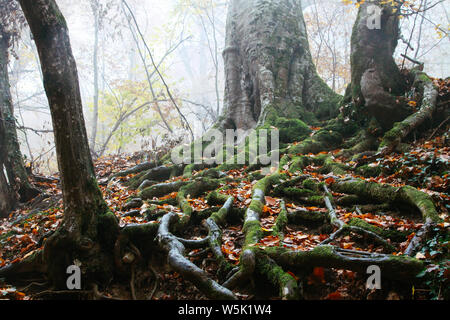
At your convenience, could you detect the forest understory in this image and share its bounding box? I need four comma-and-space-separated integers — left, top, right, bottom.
1, 77, 449, 300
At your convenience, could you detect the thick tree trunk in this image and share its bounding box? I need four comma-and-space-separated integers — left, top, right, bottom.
0, 25, 39, 209
217, 0, 340, 132
19, 0, 119, 288
343, 0, 409, 129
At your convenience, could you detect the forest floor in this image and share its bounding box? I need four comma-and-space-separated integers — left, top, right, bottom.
1, 124, 448, 300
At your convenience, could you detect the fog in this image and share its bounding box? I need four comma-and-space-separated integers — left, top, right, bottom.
9, 0, 449, 174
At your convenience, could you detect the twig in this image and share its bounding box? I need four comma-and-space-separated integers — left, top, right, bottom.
428, 116, 450, 140
400, 54, 423, 66
122, 0, 195, 141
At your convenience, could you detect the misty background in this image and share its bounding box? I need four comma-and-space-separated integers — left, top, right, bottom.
8, 0, 449, 174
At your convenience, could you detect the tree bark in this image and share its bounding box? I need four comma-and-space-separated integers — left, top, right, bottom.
343, 0, 409, 129
217, 0, 340, 132
19, 0, 119, 288
0, 24, 39, 209
0, 106, 14, 217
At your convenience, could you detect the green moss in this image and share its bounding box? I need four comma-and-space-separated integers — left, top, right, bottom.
304, 195, 325, 206
265, 117, 312, 143
243, 219, 262, 247
249, 199, 264, 213
336, 194, 360, 206
279, 187, 316, 198
273, 203, 288, 239
255, 252, 299, 300
349, 218, 408, 242
97, 211, 120, 249
206, 191, 229, 206
399, 186, 441, 222
355, 164, 382, 178
302, 179, 319, 191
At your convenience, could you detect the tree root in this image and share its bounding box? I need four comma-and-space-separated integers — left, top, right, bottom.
204, 197, 235, 278
127, 165, 183, 189
157, 212, 237, 300
255, 251, 300, 300
110, 161, 158, 180
320, 185, 395, 252
356, 71, 439, 167
223, 173, 300, 300
0, 249, 46, 279
175, 178, 221, 228
404, 221, 434, 257
331, 178, 441, 223
265, 245, 424, 281
139, 181, 188, 200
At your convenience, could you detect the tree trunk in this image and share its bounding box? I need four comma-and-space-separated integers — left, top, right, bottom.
343, 0, 409, 129
0, 106, 14, 217
0, 24, 39, 207
19, 0, 119, 288
89, 2, 100, 153
217, 0, 340, 133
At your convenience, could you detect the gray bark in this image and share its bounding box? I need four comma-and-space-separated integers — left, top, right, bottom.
345, 0, 407, 123
19, 0, 119, 287
217, 0, 340, 132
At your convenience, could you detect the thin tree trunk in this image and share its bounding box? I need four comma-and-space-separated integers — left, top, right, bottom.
19, 0, 119, 288
90, 2, 100, 153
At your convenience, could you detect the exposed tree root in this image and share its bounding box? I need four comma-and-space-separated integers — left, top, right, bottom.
139, 181, 188, 200
110, 161, 158, 180
265, 245, 424, 281
355, 71, 439, 166
330, 178, 441, 223
404, 221, 434, 257
320, 185, 395, 252
0, 249, 46, 279
204, 196, 235, 278
127, 165, 183, 189
377, 71, 438, 156
157, 212, 237, 300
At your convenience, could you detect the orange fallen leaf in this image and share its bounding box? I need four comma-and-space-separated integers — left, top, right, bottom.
264, 196, 277, 206
326, 291, 342, 300
287, 271, 299, 281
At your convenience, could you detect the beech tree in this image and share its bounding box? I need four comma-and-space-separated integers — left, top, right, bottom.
216, 0, 341, 134
10, 0, 119, 287
0, 0, 446, 300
